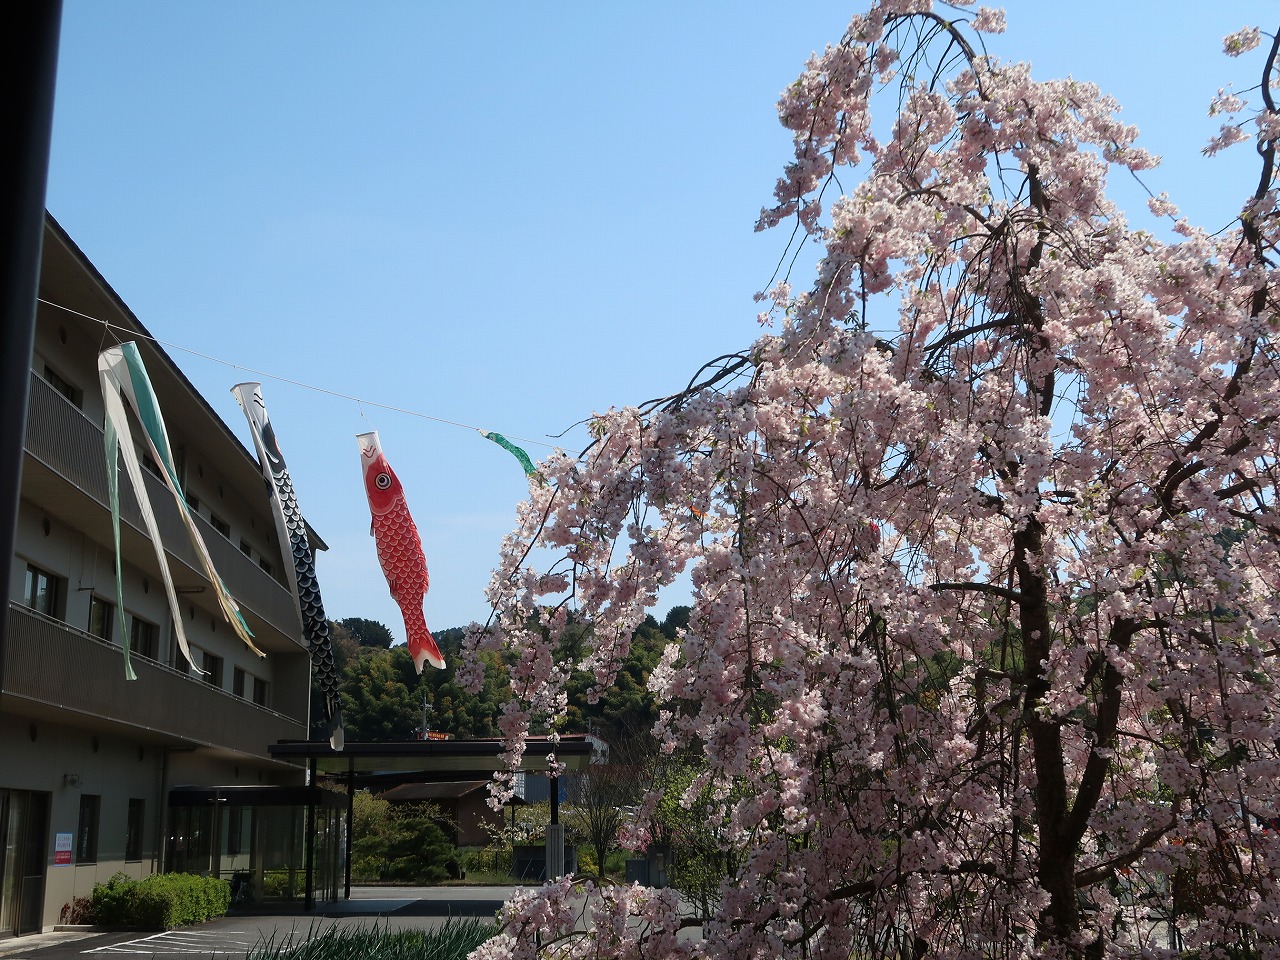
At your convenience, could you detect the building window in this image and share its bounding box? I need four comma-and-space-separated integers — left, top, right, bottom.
87, 596, 114, 641
77, 794, 100, 864
258, 557, 274, 577
202, 652, 224, 688
126, 799, 144, 861
141, 451, 163, 479
239, 539, 252, 557
43, 364, 82, 407
227, 807, 244, 855
209, 513, 231, 538
185, 492, 200, 513
175, 638, 202, 674
130, 617, 159, 661
233, 668, 268, 706
22, 563, 61, 617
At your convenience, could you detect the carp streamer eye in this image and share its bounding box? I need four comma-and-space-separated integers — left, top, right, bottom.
375, 472, 392, 490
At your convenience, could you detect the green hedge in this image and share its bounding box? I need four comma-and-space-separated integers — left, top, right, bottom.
91, 872, 231, 929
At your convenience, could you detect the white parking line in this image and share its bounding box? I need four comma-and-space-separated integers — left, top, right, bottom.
83, 930, 296, 955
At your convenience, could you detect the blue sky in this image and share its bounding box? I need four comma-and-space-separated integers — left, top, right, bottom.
45, 1, 1276, 642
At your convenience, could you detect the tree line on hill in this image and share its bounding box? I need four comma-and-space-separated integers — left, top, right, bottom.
312, 607, 689, 745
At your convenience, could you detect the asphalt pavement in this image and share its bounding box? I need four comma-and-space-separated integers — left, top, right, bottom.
0, 886, 523, 960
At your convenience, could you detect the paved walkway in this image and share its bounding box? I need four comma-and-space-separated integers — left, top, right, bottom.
0, 886, 523, 960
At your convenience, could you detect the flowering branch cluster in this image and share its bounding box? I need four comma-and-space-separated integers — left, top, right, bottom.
465, 3, 1280, 957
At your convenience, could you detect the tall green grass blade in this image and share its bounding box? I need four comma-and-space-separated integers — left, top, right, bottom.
247, 918, 496, 960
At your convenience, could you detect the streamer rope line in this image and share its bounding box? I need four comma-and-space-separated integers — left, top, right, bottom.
37, 298, 562, 451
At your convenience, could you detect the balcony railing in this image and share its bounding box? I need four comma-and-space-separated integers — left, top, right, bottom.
3, 604, 306, 755
23, 372, 303, 642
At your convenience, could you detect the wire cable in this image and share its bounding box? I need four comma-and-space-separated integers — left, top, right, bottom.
37, 297, 564, 451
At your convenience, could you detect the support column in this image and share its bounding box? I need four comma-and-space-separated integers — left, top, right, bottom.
304, 757, 316, 912
545, 774, 564, 880
344, 760, 353, 900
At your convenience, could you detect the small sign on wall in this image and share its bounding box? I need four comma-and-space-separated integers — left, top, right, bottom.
53, 832, 73, 866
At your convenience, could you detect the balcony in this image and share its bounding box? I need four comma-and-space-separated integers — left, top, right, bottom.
22, 371, 304, 647
2, 604, 306, 755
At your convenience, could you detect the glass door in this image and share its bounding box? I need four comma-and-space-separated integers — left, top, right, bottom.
18, 792, 49, 935
0, 790, 50, 936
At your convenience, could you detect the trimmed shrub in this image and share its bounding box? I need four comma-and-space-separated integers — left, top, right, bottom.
262, 869, 301, 900
91, 872, 230, 929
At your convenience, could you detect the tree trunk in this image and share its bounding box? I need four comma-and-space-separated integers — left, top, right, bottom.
1016, 516, 1081, 947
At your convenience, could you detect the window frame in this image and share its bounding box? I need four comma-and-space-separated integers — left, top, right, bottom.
125, 798, 144, 862
23, 563, 61, 617
209, 513, 231, 539
87, 595, 114, 642
130, 616, 159, 661
76, 794, 100, 864
43, 363, 83, 408
201, 651, 224, 688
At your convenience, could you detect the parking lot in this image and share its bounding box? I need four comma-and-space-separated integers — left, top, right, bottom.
0, 887, 519, 960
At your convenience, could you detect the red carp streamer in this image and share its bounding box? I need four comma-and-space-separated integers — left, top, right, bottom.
357, 431, 445, 672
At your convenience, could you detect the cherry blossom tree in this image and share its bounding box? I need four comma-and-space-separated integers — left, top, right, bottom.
463, 3, 1280, 957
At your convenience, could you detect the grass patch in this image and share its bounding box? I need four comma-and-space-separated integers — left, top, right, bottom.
249, 919, 496, 960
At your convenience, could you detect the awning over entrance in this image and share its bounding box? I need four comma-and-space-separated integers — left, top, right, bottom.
267, 735, 595, 779
170, 784, 347, 807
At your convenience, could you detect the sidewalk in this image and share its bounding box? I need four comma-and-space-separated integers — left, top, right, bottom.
0, 886, 523, 960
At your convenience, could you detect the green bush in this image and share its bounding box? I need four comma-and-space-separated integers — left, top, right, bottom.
350, 797, 456, 884
460, 844, 512, 879
262, 870, 301, 900
91, 872, 230, 929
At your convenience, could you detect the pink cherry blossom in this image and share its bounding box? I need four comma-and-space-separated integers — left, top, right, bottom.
971, 6, 1006, 33
466, 3, 1280, 958
1224, 26, 1263, 57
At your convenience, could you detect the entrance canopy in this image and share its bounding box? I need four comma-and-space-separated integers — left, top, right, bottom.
268, 735, 594, 786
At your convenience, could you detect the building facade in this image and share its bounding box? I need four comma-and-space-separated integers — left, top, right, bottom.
3, 215, 315, 934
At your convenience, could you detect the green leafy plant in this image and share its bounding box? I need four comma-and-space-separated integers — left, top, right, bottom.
350, 793, 456, 883
460, 844, 513, 882
248, 918, 495, 960
262, 870, 301, 899
90, 872, 230, 929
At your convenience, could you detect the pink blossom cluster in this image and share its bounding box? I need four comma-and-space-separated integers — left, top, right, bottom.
467, 4, 1280, 958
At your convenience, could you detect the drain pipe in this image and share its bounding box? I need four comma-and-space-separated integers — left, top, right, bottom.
155, 747, 171, 874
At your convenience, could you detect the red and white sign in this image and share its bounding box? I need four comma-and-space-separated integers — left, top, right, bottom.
53, 832, 72, 866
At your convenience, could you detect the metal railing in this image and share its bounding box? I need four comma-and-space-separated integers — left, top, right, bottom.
3, 603, 305, 755
23, 372, 303, 641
